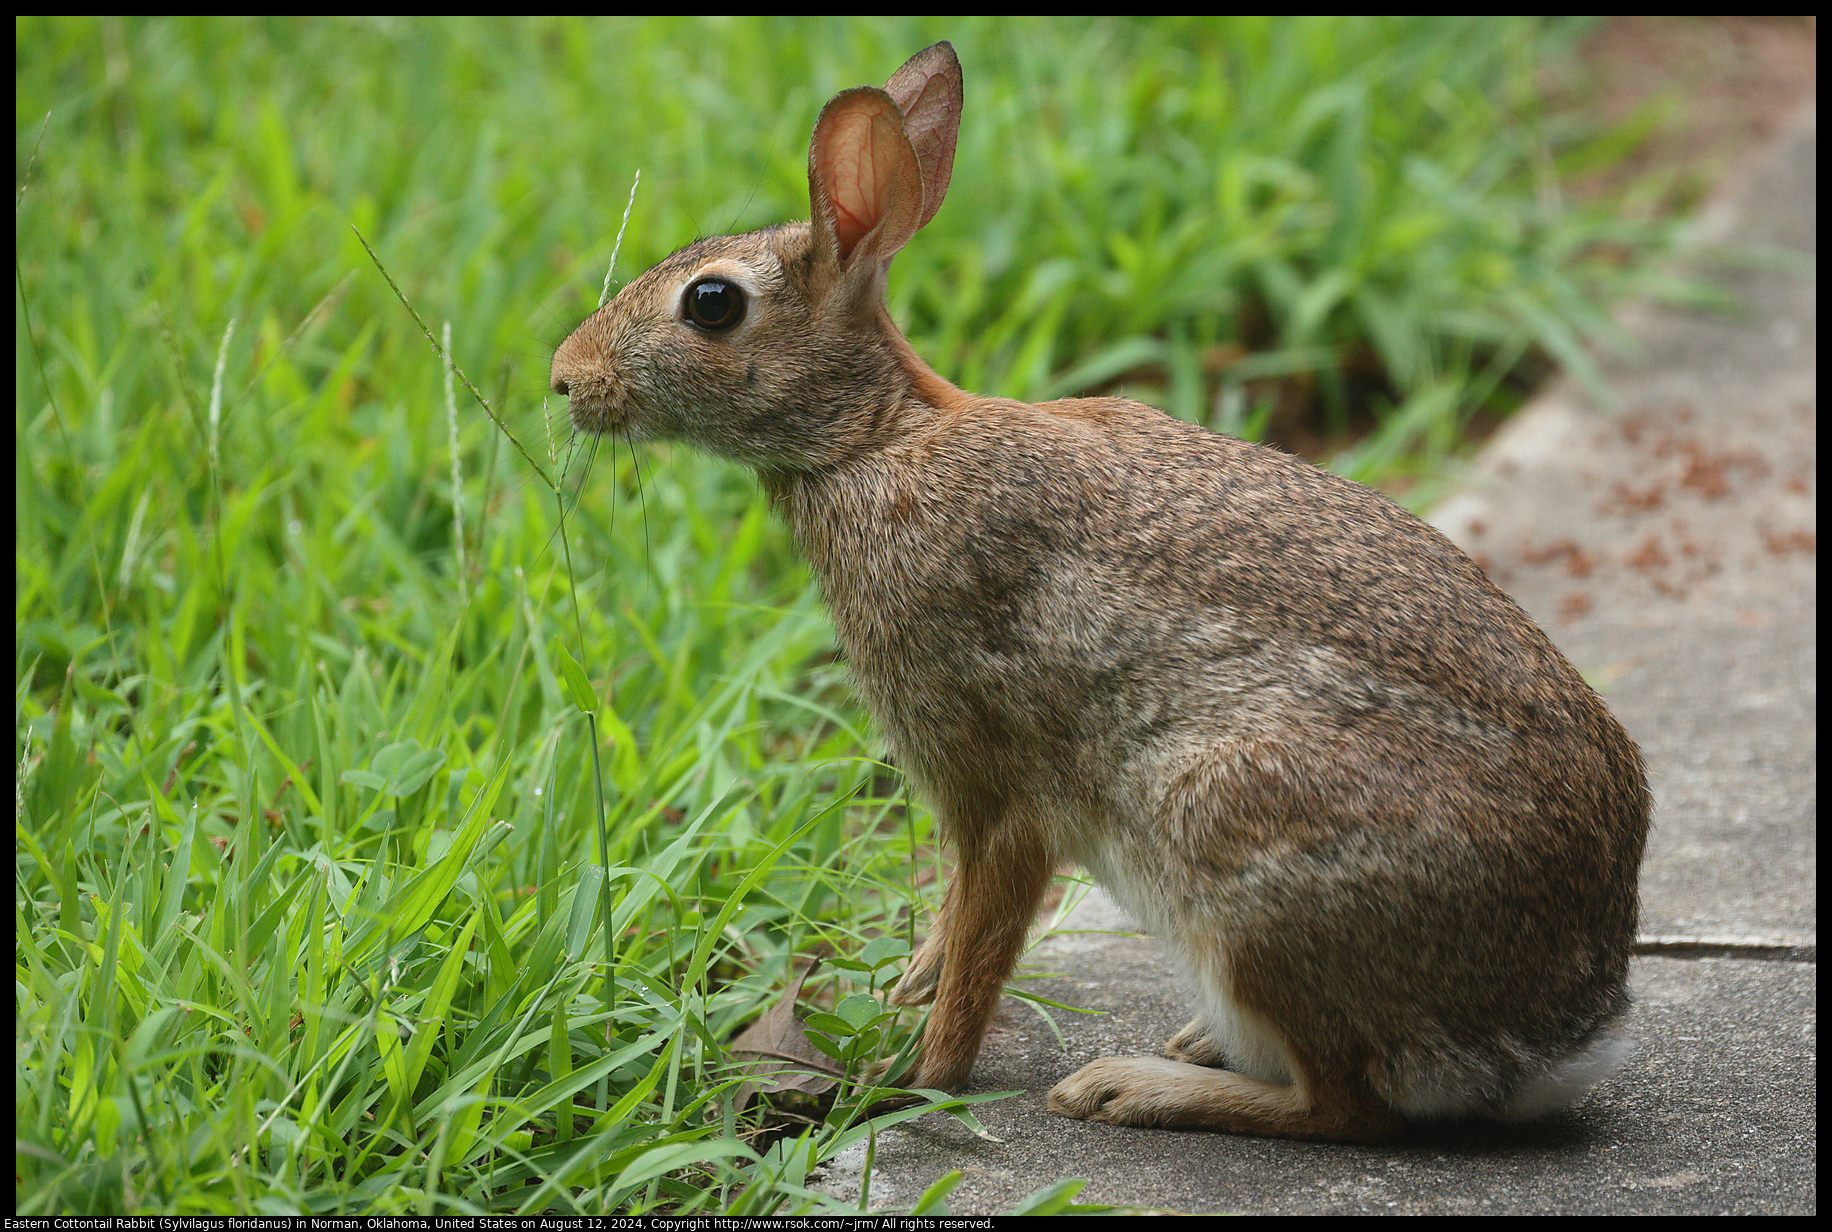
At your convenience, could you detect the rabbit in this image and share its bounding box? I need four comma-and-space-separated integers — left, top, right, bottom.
550, 41, 1650, 1143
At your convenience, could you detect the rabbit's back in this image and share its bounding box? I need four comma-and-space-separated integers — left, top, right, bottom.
784, 393, 1634, 803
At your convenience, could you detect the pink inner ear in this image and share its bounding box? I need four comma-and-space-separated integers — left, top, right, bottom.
827, 110, 897, 259
817, 97, 921, 267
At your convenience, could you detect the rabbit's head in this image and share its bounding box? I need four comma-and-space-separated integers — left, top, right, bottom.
550, 42, 965, 473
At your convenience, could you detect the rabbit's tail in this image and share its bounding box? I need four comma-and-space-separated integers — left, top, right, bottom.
1495, 1035, 1637, 1122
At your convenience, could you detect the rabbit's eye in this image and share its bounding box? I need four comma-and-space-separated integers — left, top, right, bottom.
683, 278, 746, 332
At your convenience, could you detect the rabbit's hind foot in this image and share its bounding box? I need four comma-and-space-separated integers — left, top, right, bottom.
1047, 1056, 1401, 1144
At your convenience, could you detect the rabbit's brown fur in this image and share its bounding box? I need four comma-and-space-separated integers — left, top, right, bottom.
551, 42, 1649, 1143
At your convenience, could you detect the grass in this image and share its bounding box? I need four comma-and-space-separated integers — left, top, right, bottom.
18, 15, 1690, 1215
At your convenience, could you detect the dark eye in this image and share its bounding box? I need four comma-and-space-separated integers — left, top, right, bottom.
683, 278, 746, 331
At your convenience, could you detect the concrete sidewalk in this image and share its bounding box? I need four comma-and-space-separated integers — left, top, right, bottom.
825, 100, 1816, 1215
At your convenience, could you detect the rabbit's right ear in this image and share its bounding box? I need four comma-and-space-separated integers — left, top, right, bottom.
883, 41, 963, 231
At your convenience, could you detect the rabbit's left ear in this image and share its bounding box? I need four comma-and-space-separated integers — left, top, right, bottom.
883, 41, 963, 230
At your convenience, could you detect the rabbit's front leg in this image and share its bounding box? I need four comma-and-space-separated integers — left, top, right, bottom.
1164, 1017, 1229, 1067
888, 874, 954, 1006
905, 814, 1053, 1092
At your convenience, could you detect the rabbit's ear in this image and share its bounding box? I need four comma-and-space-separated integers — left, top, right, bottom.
883, 41, 962, 231
808, 85, 927, 310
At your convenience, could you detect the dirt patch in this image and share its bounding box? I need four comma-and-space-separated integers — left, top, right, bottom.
1569, 16, 1816, 203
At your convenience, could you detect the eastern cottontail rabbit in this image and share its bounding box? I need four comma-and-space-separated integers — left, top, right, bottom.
551, 42, 1649, 1143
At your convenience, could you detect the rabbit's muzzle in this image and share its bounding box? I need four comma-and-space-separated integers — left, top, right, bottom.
550, 337, 629, 435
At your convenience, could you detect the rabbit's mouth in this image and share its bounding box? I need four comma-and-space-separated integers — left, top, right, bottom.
564, 392, 627, 435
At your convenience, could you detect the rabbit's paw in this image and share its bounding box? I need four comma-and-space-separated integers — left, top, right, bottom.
1047, 1056, 1222, 1128
1163, 1018, 1228, 1067
862, 1054, 905, 1088
860, 1083, 926, 1117
858, 1054, 960, 1118
888, 946, 943, 1006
